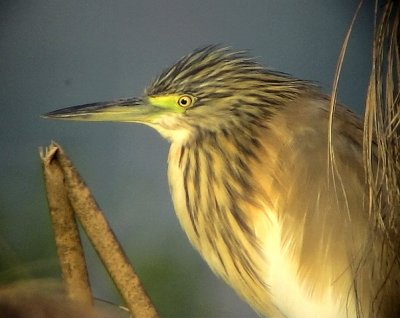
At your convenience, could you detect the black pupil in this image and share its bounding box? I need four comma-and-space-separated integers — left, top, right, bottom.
181, 98, 188, 105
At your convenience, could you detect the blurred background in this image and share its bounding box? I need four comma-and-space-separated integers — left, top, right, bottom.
0, 1, 375, 317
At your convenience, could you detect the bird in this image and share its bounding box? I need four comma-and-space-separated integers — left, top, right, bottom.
44, 46, 400, 318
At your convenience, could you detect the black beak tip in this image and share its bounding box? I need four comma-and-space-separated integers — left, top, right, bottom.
41, 111, 56, 119
41, 109, 70, 119
41, 97, 142, 120
41, 102, 102, 119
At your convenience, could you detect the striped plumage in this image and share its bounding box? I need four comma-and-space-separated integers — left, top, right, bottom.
150, 47, 399, 317
45, 46, 400, 317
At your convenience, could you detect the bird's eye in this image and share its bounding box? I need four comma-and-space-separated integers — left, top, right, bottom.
177, 95, 194, 108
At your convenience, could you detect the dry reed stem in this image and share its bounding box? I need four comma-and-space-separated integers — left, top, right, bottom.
364, 0, 400, 245
42, 142, 159, 318
328, 2, 399, 315
40, 145, 93, 306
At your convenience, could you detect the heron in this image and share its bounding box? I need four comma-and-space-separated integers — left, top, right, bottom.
44, 46, 400, 317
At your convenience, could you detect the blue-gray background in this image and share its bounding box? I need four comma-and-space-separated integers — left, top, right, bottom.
1, 1, 374, 317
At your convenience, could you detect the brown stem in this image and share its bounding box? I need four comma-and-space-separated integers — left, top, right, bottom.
46, 142, 159, 318
40, 144, 93, 306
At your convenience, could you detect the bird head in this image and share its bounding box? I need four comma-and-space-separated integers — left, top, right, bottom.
44, 46, 311, 145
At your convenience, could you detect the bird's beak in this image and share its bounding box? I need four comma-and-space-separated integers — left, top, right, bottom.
43, 97, 158, 123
